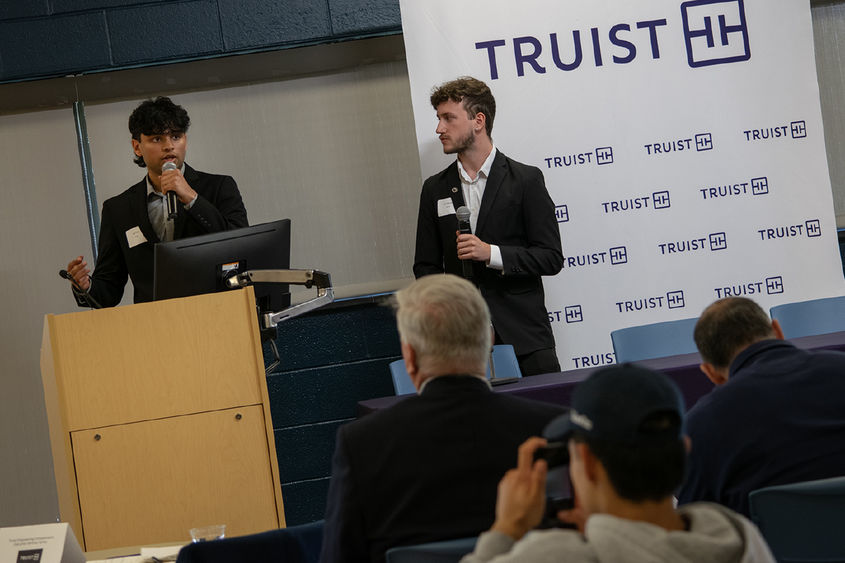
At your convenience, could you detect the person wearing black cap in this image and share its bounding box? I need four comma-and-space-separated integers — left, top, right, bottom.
461, 364, 775, 563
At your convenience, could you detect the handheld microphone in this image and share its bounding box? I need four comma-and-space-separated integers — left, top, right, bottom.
59, 269, 102, 309
162, 161, 179, 219
456, 205, 473, 279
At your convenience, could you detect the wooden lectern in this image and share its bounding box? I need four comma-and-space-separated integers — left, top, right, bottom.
40, 288, 285, 551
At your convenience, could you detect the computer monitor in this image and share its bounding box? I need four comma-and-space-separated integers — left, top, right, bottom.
153, 219, 292, 313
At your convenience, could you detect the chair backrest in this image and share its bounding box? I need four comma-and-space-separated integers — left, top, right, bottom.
769, 295, 845, 339
390, 359, 416, 395
389, 345, 522, 395
176, 520, 323, 563
385, 536, 477, 563
749, 476, 845, 563
610, 317, 699, 363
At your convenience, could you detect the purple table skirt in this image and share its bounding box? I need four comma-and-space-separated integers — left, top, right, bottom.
357, 331, 845, 417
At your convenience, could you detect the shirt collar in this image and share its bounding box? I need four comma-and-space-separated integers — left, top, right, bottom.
418, 373, 491, 394
457, 145, 497, 184
729, 339, 795, 377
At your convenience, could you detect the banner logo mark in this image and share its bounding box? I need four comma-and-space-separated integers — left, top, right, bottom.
682, 0, 751, 68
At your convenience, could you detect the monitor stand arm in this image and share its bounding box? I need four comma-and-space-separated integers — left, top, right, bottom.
225, 269, 334, 329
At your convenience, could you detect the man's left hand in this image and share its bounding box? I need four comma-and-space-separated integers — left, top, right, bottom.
161, 167, 197, 204
456, 232, 491, 262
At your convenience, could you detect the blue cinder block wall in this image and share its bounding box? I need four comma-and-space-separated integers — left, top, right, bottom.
263, 296, 401, 525
0, 0, 402, 83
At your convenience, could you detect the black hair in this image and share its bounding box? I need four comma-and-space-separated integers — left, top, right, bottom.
128, 96, 190, 167
572, 411, 686, 502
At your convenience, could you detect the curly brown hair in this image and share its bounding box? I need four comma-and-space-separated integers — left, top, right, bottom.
430, 76, 495, 138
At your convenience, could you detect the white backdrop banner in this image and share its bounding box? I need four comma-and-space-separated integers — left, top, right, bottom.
400, 0, 845, 371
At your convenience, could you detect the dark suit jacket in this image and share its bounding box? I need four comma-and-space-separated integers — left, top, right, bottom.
679, 340, 845, 516
319, 375, 566, 563
75, 164, 248, 307
413, 151, 563, 356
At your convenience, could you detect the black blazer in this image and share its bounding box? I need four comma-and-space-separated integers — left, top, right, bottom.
76, 164, 248, 307
319, 376, 566, 563
413, 151, 563, 355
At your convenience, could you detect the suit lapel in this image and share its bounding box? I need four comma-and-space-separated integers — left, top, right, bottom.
128, 178, 160, 244
442, 162, 465, 212
475, 150, 506, 237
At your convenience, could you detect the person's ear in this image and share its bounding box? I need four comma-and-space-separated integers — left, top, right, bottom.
700, 362, 728, 385
771, 319, 785, 340
474, 112, 486, 134
578, 443, 600, 484
132, 138, 142, 157
683, 435, 692, 454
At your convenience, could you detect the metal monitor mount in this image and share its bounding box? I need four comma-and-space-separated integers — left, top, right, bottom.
225, 268, 334, 329
225, 269, 334, 373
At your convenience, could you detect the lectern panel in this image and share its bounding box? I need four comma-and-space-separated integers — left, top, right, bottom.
72, 405, 280, 551
47, 289, 264, 430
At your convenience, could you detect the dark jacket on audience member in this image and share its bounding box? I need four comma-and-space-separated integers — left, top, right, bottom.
679, 339, 845, 515
319, 375, 566, 563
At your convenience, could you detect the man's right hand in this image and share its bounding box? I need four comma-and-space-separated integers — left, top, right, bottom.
66, 256, 91, 291
490, 437, 548, 541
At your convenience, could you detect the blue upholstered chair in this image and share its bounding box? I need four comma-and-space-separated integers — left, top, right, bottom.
769, 295, 845, 339
175, 520, 323, 563
384, 536, 478, 562
749, 476, 845, 563
389, 344, 522, 396
610, 317, 699, 363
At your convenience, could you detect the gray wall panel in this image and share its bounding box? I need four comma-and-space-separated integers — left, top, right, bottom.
0, 108, 93, 527
813, 3, 845, 226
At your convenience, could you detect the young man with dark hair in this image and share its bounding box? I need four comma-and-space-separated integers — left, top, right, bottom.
679, 297, 845, 515
413, 76, 563, 376
66, 96, 248, 307
462, 364, 775, 562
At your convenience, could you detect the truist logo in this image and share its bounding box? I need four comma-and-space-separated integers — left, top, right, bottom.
571, 352, 617, 369
658, 232, 727, 255
681, 0, 751, 68
714, 275, 784, 298
549, 305, 584, 323
563, 246, 628, 269
615, 290, 685, 313
644, 133, 713, 156
544, 146, 615, 169
757, 220, 821, 241
474, 0, 752, 80
602, 191, 671, 214
700, 176, 769, 200
743, 120, 807, 142
555, 204, 570, 223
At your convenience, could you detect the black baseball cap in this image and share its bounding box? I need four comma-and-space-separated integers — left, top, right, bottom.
544, 364, 685, 445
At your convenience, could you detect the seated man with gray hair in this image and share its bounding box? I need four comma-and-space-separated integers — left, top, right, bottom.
319, 274, 565, 563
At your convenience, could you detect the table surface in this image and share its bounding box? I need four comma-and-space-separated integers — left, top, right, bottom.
358, 331, 845, 416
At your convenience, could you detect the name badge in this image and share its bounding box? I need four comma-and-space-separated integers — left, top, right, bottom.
125, 226, 148, 248
437, 198, 456, 217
